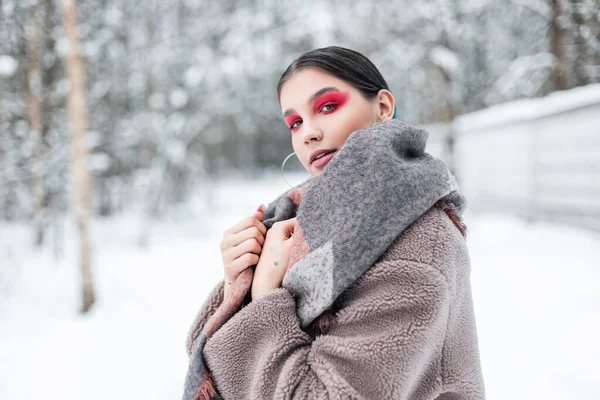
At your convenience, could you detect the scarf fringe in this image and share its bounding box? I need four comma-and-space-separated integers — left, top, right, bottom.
435, 200, 468, 238
193, 371, 223, 400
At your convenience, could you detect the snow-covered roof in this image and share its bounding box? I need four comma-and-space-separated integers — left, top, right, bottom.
455, 84, 600, 133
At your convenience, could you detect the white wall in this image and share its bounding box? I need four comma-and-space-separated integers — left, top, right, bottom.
424, 84, 600, 232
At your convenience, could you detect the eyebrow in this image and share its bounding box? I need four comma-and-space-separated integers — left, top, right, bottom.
283, 87, 340, 118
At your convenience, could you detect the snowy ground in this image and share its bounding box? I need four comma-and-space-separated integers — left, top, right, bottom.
1, 172, 599, 399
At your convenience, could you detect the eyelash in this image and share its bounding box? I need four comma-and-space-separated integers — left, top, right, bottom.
289, 103, 337, 131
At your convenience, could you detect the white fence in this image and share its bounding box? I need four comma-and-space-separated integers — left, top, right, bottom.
425, 84, 600, 232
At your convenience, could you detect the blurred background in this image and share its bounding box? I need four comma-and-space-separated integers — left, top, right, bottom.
1, 0, 599, 399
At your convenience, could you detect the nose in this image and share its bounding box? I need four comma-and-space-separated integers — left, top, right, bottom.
303, 126, 323, 144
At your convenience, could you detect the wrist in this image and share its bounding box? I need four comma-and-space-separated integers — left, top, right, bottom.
223, 279, 233, 297
251, 284, 278, 301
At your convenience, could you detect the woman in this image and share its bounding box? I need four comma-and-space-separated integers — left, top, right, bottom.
183, 46, 486, 399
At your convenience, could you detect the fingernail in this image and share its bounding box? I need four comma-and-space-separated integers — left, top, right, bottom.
256, 204, 265, 213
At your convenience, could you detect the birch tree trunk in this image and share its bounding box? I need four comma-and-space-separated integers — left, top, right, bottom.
62, 0, 95, 313
26, 2, 45, 246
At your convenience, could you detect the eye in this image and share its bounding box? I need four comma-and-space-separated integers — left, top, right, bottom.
289, 119, 302, 130
320, 103, 337, 112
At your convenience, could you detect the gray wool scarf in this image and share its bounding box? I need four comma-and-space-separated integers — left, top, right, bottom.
183, 119, 466, 400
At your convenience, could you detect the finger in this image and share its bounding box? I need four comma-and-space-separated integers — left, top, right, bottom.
230, 225, 265, 248
230, 253, 260, 274
283, 218, 297, 237
267, 220, 294, 241
254, 204, 265, 222
225, 253, 260, 280
221, 223, 265, 255
226, 216, 256, 235
229, 237, 263, 261
253, 211, 263, 222
227, 215, 267, 237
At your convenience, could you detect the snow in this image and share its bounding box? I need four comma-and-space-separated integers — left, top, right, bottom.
457, 83, 600, 133
148, 92, 166, 110
423, 84, 600, 234
429, 45, 460, 77
164, 140, 187, 165
55, 37, 70, 58
1, 171, 599, 399
88, 152, 112, 172
467, 213, 600, 399
183, 66, 205, 88
0, 55, 18, 78
84, 41, 100, 60
485, 52, 556, 104
220, 56, 239, 78
169, 88, 189, 110
84, 130, 103, 150
194, 46, 214, 65
104, 7, 123, 26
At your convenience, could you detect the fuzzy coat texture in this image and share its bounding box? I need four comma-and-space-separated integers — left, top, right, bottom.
183, 120, 486, 399
185, 205, 485, 399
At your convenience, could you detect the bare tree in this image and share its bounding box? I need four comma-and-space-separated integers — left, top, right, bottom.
550, 0, 571, 90
2, 0, 599, 227
62, 0, 95, 313
26, 1, 45, 246
570, 0, 600, 87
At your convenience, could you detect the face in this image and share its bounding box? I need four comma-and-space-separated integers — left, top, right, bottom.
279, 67, 380, 177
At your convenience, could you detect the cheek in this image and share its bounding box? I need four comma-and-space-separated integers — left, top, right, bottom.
291, 139, 311, 167
329, 104, 373, 140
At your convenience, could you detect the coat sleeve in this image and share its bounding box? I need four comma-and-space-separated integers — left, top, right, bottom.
202, 258, 454, 400
185, 280, 225, 357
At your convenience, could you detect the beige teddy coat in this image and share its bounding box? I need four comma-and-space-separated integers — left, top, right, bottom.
185, 206, 486, 399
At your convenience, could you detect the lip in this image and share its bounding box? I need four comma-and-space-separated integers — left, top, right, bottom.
310, 148, 337, 164
311, 151, 336, 168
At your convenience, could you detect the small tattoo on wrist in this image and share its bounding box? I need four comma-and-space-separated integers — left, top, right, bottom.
273, 261, 279, 267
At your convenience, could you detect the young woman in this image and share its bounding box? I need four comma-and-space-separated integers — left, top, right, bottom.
184, 46, 486, 399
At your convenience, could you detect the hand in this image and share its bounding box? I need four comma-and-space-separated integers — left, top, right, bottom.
220, 205, 267, 300
251, 217, 297, 301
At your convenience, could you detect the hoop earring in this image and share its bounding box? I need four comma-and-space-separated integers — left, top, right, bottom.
281, 151, 299, 189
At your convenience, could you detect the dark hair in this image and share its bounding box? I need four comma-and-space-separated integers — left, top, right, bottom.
277, 46, 396, 117
277, 46, 389, 99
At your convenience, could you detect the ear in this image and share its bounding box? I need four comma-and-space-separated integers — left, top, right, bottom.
375, 89, 395, 121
